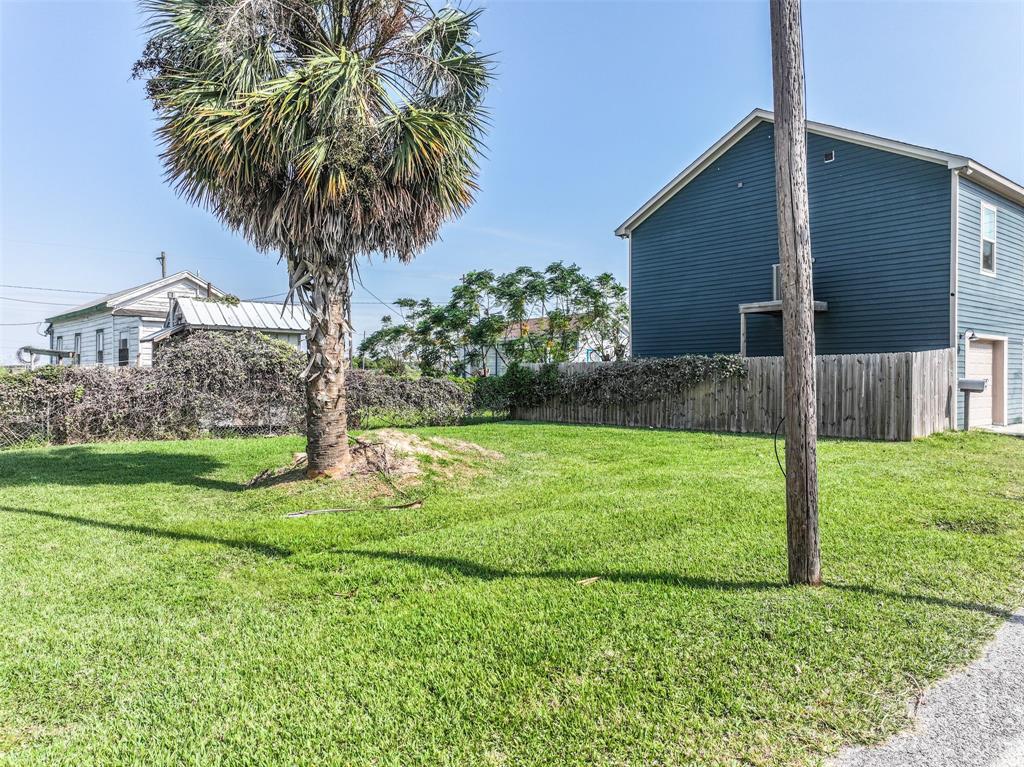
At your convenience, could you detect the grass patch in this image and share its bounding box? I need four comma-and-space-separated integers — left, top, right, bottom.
1, 425, 1023, 766
930, 511, 1012, 536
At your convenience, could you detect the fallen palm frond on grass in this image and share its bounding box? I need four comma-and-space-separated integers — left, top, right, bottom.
285, 499, 424, 518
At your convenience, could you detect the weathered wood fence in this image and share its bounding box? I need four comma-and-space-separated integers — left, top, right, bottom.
513, 348, 955, 441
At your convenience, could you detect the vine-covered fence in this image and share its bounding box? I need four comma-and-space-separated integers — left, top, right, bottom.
0, 331, 477, 450
514, 348, 954, 441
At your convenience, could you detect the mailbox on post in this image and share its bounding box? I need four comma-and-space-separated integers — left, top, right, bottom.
958, 378, 988, 431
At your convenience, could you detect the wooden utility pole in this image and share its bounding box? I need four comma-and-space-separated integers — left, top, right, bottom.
156, 251, 167, 278
770, 0, 821, 585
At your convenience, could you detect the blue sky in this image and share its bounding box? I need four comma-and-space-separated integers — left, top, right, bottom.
1, 0, 1022, 362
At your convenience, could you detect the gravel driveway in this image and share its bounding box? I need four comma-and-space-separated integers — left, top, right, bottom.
831, 611, 1024, 767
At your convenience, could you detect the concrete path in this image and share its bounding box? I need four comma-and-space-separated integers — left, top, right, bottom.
982, 423, 1024, 438
831, 611, 1024, 767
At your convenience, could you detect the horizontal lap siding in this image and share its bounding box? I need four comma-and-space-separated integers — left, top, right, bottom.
957, 178, 1024, 426
50, 315, 149, 367
630, 121, 951, 359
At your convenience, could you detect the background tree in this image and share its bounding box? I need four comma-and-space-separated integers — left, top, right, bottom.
494, 266, 549, 365
356, 315, 414, 375
447, 271, 505, 376
360, 262, 629, 375
578, 273, 630, 362
136, 0, 492, 475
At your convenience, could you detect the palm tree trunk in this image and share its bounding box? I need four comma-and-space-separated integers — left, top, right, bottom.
305, 280, 351, 477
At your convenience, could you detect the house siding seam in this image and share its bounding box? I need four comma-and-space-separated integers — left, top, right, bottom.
956, 176, 1024, 426
629, 121, 952, 358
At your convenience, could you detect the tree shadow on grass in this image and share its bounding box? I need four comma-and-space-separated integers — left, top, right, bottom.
0, 446, 241, 492
337, 549, 1012, 618
1, 506, 290, 558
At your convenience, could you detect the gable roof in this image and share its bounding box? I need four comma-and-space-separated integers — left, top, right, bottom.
615, 108, 1024, 237
45, 271, 223, 324
143, 296, 308, 343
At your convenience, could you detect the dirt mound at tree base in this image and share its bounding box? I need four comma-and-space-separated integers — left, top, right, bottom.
247, 429, 502, 488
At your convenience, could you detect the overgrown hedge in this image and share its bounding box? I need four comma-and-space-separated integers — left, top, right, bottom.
0, 331, 473, 446
471, 355, 747, 412
0, 337, 744, 447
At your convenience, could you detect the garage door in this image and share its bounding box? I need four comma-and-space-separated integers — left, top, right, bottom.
966, 340, 995, 427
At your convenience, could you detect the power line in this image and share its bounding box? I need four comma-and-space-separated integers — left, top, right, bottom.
2, 239, 238, 263
0, 295, 78, 307
247, 292, 288, 301
1, 238, 155, 256
246, 290, 395, 307
0, 283, 107, 295
355, 278, 404, 318
0, 321, 45, 326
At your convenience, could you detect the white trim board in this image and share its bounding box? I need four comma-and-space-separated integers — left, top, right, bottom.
980, 201, 998, 276
964, 331, 1010, 427
949, 170, 960, 429
615, 109, 1024, 237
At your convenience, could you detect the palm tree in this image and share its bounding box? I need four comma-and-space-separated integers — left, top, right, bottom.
136, 0, 492, 475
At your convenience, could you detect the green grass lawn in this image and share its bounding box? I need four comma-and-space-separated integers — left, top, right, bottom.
1, 424, 1023, 766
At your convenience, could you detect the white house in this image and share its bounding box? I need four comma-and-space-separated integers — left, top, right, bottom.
144, 295, 308, 350
44, 272, 224, 367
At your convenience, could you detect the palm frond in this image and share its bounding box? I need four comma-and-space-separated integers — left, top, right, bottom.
137, 0, 493, 312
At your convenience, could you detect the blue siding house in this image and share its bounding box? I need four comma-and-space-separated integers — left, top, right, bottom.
618, 109, 1024, 429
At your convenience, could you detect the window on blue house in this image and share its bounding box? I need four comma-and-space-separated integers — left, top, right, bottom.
981, 203, 997, 274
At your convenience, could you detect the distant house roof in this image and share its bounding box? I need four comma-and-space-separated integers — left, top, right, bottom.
616, 108, 1024, 237
144, 296, 309, 343
505, 316, 581, 340
505, 317, 548, 340
45, 271, 223, 325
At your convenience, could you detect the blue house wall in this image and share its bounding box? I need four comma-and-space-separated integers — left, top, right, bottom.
956, 177, 1024, 426
630, 121, 952, 358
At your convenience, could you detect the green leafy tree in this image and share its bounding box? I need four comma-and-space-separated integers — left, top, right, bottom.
410, 299, 463, 376
356, 315, 415, 374
448, 270, 505, 376
493, 266, 548, 365
577, 273, 630, 361
136, 0, 492, 475
367, 263, 629, 375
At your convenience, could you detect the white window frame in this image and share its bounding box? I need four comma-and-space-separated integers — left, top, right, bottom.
118, 330, 130, 367
980, 202, 997, 276
95, 329, 105, 365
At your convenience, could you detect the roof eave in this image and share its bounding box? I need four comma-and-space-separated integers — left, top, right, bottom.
45, 303, 111, 324
614, 109, 971, 238
957, 160, 1024, 207
107, 271, 225, 309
